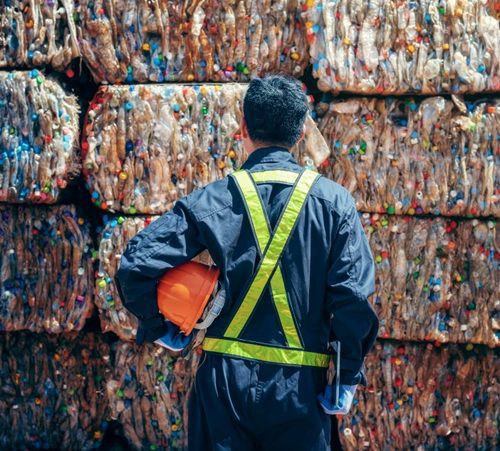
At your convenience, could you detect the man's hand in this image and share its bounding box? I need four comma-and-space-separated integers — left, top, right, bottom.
318, 384, 357, 416
154, 321, 195, 352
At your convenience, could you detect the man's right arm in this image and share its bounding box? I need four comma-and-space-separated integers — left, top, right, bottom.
115, 196, 205, 344
326, 196, 379, 387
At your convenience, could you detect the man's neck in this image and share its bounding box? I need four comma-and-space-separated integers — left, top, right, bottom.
246, 142, 290, 154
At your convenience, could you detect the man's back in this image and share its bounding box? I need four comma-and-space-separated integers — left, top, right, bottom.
116, 76, 378, 451
185, 147, 366, 354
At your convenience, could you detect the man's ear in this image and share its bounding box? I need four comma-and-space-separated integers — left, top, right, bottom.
295, 124, 306, 145
240, 116, 249, 138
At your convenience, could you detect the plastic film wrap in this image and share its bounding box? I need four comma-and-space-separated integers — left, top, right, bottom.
0, 0, 80, 70
77, 0, 308, 84
0, 70, 80, 204
82, 83, 329, 214
107, 341, 200, 450
362, 214, 499, 346
0, 205, 94, 333
339, 341, 499, 450
305, 0, 500, 94
318, 96, 499, 217
0, 332, 111, 450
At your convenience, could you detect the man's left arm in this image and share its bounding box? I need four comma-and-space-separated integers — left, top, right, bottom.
323, 197, 379, 415
115, 197, 205, 344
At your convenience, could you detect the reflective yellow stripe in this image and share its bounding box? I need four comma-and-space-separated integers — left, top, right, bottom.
231, 171, 303, 348
232, 171, 269, 252
250, 170, 299, 185
270, 267, 302, 348
226, 169, 320, 339
203, 337, 329, 368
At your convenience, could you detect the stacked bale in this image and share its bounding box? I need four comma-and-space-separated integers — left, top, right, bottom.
0, 69, 99, 447
96, 215, 157, 340
339, 341, 499, 450
77, 0, 309, 83
82, 83, 328, 214
0, 71, 80, 204
0, 204, 94, 333
318, 96, 499, 217
0, 332, 112, 449
305, 0, 500, 94
106, 342, 200, 450
0, 1, 80, 70
360, 214, 498, 346
82, 84, 246, 214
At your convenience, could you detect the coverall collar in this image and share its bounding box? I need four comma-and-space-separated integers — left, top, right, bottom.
241, 146, 297, 169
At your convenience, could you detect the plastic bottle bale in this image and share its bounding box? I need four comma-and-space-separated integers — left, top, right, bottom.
0, 1, 80, 70
362, 214, 499, 346
77, 0, 308, 84
0, 332, 112, 450
82, 84, 245, 214
82, 83, 328, 214
0, 205, 94, 333
318, 97, 499, 218
106, 341, 200, 450
305, 0, 500, 94
0, 71, 80, 204
339, 341, 499, 450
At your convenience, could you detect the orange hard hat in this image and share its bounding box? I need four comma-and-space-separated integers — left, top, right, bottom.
157, 261, 220, 335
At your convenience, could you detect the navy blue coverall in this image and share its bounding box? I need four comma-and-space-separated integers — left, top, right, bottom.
115, 147, 379, 450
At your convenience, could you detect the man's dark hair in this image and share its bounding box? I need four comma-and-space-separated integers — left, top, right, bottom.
243, 75, 309, 148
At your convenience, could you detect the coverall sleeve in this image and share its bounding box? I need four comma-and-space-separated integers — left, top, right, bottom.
326, 197, 379, 386
115, 197, 205, 344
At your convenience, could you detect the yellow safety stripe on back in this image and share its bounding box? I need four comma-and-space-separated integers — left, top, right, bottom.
226, 169, 320, 339
203, 337, 330, 368
269, 264, 301, 348
231, 170, 302, 348
231, 171, 269, 252
250, 170, 299, 185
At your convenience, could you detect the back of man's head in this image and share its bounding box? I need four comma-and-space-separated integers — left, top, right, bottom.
243, 75, 309, 148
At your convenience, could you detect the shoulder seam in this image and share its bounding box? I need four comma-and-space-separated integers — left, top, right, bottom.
194, 201, 233, 221
308, 192, 347, 217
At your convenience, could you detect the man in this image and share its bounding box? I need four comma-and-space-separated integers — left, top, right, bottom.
116, 75, 379, 450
